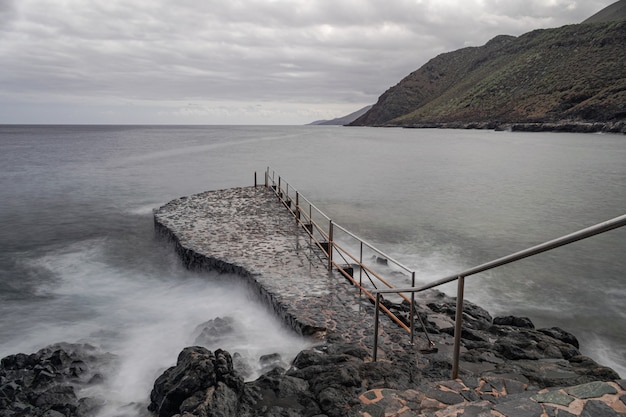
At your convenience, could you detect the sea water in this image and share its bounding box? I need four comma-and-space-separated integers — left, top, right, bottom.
1, 125, 624, 415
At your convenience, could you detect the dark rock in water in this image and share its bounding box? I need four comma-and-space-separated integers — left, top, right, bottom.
148, 346, 244, 417
259, 353, 289, 375
193, 316, 237, 346
538, 327, 580, 349
150, 331, 622, 417
232, 352, 253, 380
494, 315, 535, 329
240, 367, 319, 416
147, 288, 621, 416
0, 343, 113, 417
149, 342, 424, 417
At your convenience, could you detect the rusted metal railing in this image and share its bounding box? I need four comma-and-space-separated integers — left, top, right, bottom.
372, 213, 626, 378
261, 167, 626, 379
263, 167, 429, 344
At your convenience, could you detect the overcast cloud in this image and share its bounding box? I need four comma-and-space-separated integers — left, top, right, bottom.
0, 0, 614, 124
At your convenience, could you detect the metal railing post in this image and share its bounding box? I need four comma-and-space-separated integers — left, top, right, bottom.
410, 271, 416, 345
295, 192, 300, 222
452, 275, 465, 379
359, 242, 363, 291
328, 220, 334, 271
373, 293, 381, 361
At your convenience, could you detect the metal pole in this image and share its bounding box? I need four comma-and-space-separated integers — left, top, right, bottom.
296, 192, 300, 222
452, 276, 465, 379
410, 271, 415, 345
359, 242, 363, 293
254, 171, 257, 187
264, 169, 268, 187
373, 293, 381, 361
328, 220, 334, 271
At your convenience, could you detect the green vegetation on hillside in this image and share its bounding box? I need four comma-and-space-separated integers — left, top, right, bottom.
351, 21, 626, 132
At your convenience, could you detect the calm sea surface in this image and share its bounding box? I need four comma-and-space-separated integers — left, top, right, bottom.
1, 125, 625, 414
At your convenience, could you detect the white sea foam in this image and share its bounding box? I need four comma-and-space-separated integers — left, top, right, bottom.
3, 239, 311, 417
584, 335, 626, 379
126, 203, 160, 215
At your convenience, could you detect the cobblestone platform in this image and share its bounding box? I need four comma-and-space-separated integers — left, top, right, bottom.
154, 186, 416, 356
154, 186, 626, 417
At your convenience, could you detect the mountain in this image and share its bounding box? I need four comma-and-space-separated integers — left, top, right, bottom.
309, 105, 373, 125
584, 0, 626, 23
350, 2, 626, 133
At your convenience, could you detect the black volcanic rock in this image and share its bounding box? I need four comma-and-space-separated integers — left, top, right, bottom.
0, 343, 112, 417
148, 346, 244, 417
148, 305, 620, 417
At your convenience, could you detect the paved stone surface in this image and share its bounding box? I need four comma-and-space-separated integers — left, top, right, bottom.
154, 185, 626, 417
355, 379, 626, 416
565, 380, 617, 399
154, 186, 423, 357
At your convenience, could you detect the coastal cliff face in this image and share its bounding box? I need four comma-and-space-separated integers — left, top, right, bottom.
350, 20, 626, 132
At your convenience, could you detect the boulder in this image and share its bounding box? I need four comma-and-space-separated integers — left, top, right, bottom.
493, 315, 535, 329
538, 327, 580, 349
0, 343, 112, 417
148, 346, 244, 417
193, 317, 237, 347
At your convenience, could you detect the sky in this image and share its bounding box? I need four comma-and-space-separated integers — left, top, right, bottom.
0, 0, 615, 125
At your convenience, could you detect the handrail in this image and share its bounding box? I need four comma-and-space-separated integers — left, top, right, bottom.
332, 222, 414, 273
373, 214, 626, 296
373, 213, 626, 377
261, 168, 626, 379
263, 167, 422, 339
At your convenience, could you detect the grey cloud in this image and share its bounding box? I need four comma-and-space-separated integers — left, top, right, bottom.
0, 0, 616, 124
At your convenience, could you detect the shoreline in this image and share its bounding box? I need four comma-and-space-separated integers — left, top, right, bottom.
147, 185, 624, 416
2, 185, 623, 417
360, 120, 626, 134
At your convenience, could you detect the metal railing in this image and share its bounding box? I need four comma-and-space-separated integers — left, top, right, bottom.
263, 168, 431, 344
373, 213, 626, 377
260, 168, 626, 378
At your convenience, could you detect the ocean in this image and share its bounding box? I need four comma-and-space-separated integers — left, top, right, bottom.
1, 125, 624, 415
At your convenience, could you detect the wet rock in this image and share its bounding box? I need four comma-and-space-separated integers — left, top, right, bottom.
538, 327, 580, 349
259, 353, 289, 374
148, 346, 244, 417
232, 352, 253, 380
151, 342, 426, 417
240, 367, 319, 416
193, 316, 237, 346
493, 315, 535, 329
0, 343, 113, 417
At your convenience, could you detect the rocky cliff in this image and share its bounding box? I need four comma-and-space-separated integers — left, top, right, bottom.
351, 17, 626, 132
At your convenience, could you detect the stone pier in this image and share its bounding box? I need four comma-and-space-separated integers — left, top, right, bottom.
153, 185, 626, 417
153, 185, 415, 356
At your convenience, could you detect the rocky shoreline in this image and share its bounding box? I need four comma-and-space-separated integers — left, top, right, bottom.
2, 186, 624, 417
2, 293, 622, 417
145, 292, 624, 417
397, 120, 626, 134
0, 343, 116, 417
